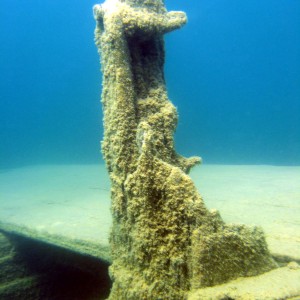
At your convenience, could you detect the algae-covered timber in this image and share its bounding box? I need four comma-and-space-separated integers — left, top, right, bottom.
0, 222, 111, 299
93, 0, 285, 299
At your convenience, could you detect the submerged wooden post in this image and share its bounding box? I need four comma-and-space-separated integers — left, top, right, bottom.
93, 0, 277, 298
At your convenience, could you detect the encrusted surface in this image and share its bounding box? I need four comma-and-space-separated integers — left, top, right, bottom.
0, 224, 111, 299
94, 0, 278, 298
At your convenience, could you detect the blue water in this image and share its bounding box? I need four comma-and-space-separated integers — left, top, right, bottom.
0, 0, 299, 168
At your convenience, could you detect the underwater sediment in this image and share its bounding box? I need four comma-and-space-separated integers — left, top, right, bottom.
93, 0, 278, 299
